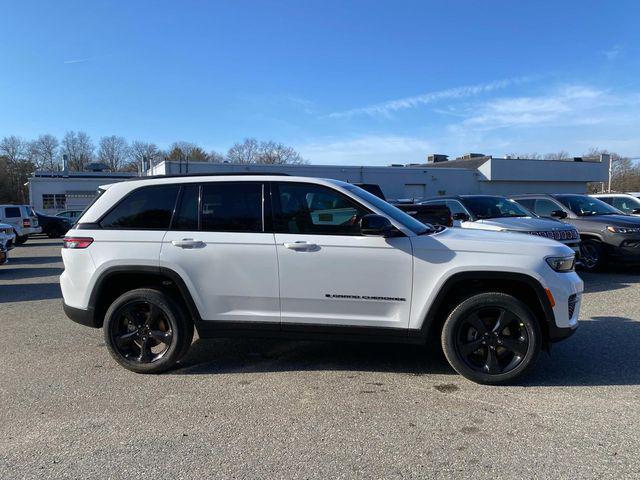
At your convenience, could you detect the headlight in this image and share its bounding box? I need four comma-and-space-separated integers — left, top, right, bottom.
546, 255, 576, 272
607, 226, 640, 234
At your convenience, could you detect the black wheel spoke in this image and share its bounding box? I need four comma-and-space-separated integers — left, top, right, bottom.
115, 330, 138, 348
149, 329, 172, 345
492, 309, 511, 334
137, 337, 151, 362
466, 312, 487, 335
500, 337, 527, 357
146, 304, 160, 327
459, 338, 484, 356
484, 348, 500, 374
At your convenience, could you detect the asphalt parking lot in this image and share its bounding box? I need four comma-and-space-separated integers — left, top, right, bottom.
1, 238, 640, 479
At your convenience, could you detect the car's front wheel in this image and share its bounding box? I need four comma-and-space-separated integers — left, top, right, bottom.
103, 288, 194, 373
579, 239, 605, 272
441, 292, 541, 385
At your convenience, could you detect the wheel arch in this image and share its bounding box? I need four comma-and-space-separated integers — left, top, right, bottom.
419, 271, 555, 348
89, 266, 202, 329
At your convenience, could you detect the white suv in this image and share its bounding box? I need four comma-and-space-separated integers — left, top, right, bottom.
0, 204, 42, 244
61, 175, 583, 384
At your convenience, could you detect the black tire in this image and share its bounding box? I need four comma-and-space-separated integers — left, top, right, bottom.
103, 288, 194, 373
441, 292, 541, 385
15, 234, 28, 245
47, 228, 62, 238
579, 239, 605, 272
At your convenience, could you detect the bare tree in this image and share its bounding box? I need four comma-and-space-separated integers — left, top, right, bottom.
227, 138, 306, 165
208, 150, 225, 163
130, 141, 162, 172
28, 134, 60, 171
227, 138, 260, 164
256, 141, 305, 164
98, 135, 130, 171
543, 151, 570, 160
62, 131, 94, 171
0, 136, 32, 202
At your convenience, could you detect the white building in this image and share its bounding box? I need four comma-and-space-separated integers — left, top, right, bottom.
28, 154, 611, 214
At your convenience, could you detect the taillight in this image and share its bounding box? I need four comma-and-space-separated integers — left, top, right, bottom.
63, 237, 93, 249
23, 219, 31, 227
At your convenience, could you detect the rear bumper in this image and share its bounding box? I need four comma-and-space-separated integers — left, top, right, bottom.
63, 302, 99, 328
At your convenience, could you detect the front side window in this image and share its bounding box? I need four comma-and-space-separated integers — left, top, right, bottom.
445, 200, 468, 216
274, 183, 368, 235
556, 195, 621, 216
201, 182, 262, 232
100, 185, 180, 229
462, 196, 530, 219
534, 199, 563, 217
611, 196, 640, 213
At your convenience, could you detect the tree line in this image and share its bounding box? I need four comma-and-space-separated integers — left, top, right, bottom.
0, 133, 307, 203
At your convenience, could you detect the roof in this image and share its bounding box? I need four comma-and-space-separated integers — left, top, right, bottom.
423, 157, 491, 170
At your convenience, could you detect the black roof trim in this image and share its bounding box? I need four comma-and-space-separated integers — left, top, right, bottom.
126, 172, 290, 182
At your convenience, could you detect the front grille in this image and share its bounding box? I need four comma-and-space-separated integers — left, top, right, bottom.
528, 229, 579, 241
568, 294, 578, 319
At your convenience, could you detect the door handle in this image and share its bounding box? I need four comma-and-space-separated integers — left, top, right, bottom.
283, 241, 318, 251
171, 238, 205, 249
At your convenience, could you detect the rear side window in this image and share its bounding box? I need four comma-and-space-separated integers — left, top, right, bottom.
5, 207, 21, 218
100, 185, 180, 229
201, 182, 262, 232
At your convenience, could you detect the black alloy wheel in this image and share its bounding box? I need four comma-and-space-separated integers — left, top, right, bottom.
104, 288, 193, 373
455, 306, 529, 375
579, 240, 603, 272
111, 301, 173, 363
441, 292, 541, 385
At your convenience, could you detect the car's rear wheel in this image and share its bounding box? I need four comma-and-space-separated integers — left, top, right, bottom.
104, 288, 193, 373
47, 227, 63, 238
441, 292, 541, 385
579, 239, 604, 272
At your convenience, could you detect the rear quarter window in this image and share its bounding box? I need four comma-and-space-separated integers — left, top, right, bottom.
4, 207, 21, 218
100, 185, 180, 229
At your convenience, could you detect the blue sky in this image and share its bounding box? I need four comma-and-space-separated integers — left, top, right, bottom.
1, 0, 639, 165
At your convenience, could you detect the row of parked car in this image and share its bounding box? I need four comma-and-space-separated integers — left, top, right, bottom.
378, 189, 640, 273
0, 205, 82, 264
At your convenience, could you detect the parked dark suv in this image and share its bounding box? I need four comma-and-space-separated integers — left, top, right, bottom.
512, 194, 640, 271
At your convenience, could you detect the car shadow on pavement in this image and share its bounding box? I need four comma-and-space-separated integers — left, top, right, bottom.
580, 270, 640, 294
173, 338, 454, 377
8, 256, 62, 265
525, 316, 640, 386
0, 267, 63, 280
20, 241, 62, 248
0, 283, 62, 302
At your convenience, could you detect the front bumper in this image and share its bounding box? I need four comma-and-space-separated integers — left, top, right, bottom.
63, 302, 99, 328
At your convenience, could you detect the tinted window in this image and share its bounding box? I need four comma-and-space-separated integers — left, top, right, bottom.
201, 182, 262, 232
445, 200, 468, 216
462, 196, 530, 219
5, 207, 21, 218
556, 195, 621, 216
172, 185, 199, 231
101, 185, 179, 229
534, 199, 563, 217
611, 196, 640, 213
515, 198, 535, 210
275, 183, 368, 235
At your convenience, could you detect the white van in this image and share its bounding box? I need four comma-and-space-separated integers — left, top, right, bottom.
0, 205, 42, 244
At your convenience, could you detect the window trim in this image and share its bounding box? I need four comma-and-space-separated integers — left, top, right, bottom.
270, 181, 373, 236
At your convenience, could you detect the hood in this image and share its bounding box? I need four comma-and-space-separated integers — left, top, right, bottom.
470, 216, 573, 232
419, 227, 574, 257
573, 214, 640, 227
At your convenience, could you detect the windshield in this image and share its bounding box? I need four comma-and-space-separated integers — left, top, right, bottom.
344, 184, 431, 234
557, 195, 622, 216
462, 196, 532, 219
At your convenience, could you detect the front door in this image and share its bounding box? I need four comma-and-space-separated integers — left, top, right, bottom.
160, 182, 279, 324
271, 182, 413, 329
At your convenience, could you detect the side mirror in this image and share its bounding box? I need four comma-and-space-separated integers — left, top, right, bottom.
452, 212, 470, 222
360, 214, 395, 236
550, 210, 568, 219
632, 208, 640, 215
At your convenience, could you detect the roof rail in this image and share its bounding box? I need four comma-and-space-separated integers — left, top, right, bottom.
127, 172, 291, 181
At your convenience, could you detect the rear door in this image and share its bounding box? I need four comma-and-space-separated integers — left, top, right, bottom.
272, 181, 413, 329
160, 182, 279, 324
